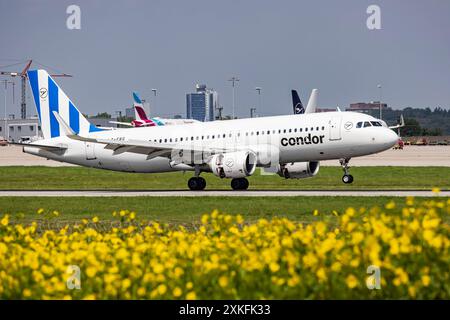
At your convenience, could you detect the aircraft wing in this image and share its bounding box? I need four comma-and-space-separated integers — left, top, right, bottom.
389, 115, 405, 129
9, 142, 67, 150
109, 121, 134, 127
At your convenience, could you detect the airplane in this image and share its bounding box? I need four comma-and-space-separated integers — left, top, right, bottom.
21, 70, 399, 190
292, 89, 318, 114
110, 92, 198, 127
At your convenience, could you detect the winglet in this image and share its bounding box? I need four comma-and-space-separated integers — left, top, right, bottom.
52, 111, 75, 136
52, 111, 97, 142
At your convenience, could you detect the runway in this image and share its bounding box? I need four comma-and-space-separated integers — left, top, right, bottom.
0, 190, 448, 197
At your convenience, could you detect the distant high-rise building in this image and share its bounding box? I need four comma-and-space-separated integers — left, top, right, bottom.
186, 84, 218, 122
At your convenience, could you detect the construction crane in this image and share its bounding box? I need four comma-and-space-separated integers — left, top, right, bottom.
0, 60, 72, 119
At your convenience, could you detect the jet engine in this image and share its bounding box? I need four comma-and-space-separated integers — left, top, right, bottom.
209, 151, 257, 178
277, 161, 320, 179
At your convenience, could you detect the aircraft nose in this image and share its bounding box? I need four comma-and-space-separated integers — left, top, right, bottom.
384, 128, 399, 147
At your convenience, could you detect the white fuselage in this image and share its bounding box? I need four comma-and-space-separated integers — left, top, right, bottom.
24, 111, 398, 173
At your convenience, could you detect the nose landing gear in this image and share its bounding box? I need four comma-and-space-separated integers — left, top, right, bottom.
340, 158, 354, 184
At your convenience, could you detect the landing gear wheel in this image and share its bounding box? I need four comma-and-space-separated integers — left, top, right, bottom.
342, 174, 354, 184
188, 177, 206, 191
231, 178, 249, 190
339, 158, 353, 184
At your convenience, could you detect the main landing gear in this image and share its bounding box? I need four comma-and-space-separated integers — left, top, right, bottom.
188, 177, 206, 191
231, 178, 249, 191
188, 165, 206, 191
340, 158, 354, 184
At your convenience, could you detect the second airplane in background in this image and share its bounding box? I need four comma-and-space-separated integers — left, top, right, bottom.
110, 92, 198, 128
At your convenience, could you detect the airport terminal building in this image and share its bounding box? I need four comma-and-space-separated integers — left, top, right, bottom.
0, 118, 40, 142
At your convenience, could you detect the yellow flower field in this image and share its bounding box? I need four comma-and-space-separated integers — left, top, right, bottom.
0, 198, 449, 299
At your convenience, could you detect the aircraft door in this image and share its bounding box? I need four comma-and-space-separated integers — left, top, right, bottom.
85, 142, 96, 160
329, 116, 342, 141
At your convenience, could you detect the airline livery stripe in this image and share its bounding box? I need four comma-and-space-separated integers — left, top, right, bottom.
69, 101, 80, 134
48, 77, 60, 138
28, 71, 41, 120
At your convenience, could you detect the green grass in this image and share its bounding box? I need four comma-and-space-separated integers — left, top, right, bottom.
0, 166, 449, 190
2, 196, 448, 225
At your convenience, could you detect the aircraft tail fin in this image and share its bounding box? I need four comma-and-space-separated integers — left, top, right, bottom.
27, 69, 104, 139
291, 90, 305, 114
305, 89, 318, 114
132, 92, 149, 121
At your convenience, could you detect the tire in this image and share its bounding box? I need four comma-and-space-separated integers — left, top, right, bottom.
198, 177, 206, 190
342, 174, 354, 184
188, 177, 200, 190
231, 178, 242, 190
231, 178, 249, 190
240, 178, 249, 190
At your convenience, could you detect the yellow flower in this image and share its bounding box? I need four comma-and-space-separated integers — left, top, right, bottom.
316, 268, 327, 282
186, 291, 196, 300
86, 266, 97, 278
431, 187, 440, 194
1, 214, 9, 226
421, 275, 431, 287
92, 216, 99, 223
269, 262, 280, 273
173, 287, 182, 297
157, 284, 167, 295
346, 275, 358, 289
385, 201, 396, 209
137, 287, 146, 297
219, 276, 229, 288
37, 208, 44, 215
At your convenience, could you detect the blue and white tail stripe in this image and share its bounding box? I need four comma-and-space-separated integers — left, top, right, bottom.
133, 92, 142, 104
28, 69, 104, 139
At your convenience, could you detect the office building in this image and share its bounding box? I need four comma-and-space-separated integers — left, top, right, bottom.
186, 84, 218, 122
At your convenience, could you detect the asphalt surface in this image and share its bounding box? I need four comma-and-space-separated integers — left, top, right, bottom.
0, 190, 447, 197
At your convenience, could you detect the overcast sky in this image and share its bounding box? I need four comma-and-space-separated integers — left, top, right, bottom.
1, 0, 449, 119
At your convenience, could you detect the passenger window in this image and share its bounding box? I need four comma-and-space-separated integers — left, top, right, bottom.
159, 139, 162, 143
289, 129, 292, 133
300, 128, 303, 132
305, 128, 308, 132
164, 139, 167, 143
180, 138, 183, 141
294, 128, 297, 132
267, 130, 270, 134
364, 122, 371, 127
256, 131, 259, 135
321, 126, 325, 130
283, 129, 286, 133
223, 134, 226, 138
310, 127, 313, 131
316, 127, 319, 131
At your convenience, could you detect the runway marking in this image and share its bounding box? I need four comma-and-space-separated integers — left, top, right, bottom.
0, 190, 448, 197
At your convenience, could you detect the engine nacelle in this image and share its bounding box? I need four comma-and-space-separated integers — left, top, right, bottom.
209, 151, 257, 178
277, 161, 320, 179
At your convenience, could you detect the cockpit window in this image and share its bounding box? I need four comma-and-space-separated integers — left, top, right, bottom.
356, 122, 363, 128
370, 121, 382, 127
363, 121, 372, 127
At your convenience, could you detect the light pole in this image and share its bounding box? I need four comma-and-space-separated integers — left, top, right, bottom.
228, 77, 239, 119
151, 89, 157, 115
255, 87, 261, 115
3, 80, 14, 140
250, 107, 256, 118
377, 84, 382, 120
